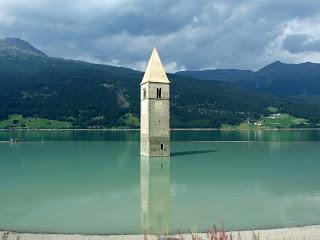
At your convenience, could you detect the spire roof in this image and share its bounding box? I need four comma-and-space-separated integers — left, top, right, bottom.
140, 47, 170, 85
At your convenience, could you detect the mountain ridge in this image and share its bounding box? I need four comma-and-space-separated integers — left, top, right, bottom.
0, 38, 319, 128
0, 37, 47, 57
176, 61, 320, 96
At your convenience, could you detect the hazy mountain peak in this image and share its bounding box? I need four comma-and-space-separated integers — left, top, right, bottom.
177, 60, 320, 96
257, 60, 285, 72
272, 60, 283, 64
0, 37, 47, 57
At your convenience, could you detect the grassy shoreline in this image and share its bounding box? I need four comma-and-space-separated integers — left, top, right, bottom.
1, 128, 320, 131
1, 112, 319, 131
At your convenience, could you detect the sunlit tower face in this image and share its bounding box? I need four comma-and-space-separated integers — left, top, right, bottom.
140, 48, 170, 157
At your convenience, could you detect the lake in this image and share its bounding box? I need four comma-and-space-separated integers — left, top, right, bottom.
0, 130, 320, 234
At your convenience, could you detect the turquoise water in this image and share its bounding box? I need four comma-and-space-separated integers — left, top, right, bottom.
0, 130, 320, 234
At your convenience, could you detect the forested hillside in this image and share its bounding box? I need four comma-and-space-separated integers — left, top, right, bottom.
1, 38, 320, 128
177, 61, 320, 96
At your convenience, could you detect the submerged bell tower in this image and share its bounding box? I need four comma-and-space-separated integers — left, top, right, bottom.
140, 48, 170, 157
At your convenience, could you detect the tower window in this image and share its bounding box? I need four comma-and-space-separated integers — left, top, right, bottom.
143, 88, 147, 99
160, 143, 164, 150
156, 88, 162, 98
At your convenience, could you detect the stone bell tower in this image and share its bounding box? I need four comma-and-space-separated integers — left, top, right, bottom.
140, 47, 170, 157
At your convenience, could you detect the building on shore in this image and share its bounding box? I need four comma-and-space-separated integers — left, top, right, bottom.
140, 47, 170, 157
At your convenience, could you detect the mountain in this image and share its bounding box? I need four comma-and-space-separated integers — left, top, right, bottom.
176, 69, 255, 83
0, 39, 320, 128
0, 37, 47, 57
176, 61, 320, 96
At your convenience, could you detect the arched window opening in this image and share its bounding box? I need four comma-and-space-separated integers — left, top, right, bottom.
156, 88, 162, 98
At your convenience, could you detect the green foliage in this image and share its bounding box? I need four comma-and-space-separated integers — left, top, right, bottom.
116, 113, 140, 128
263, 113, 307, 128
267, 106, 278, 113
0, 114, 72, 129
0, 47, 320, 129
222, 113, 308, 129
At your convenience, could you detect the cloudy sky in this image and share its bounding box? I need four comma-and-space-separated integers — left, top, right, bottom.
1, 0, 320, 72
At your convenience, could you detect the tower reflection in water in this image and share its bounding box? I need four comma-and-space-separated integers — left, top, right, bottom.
140, 156, 170, 235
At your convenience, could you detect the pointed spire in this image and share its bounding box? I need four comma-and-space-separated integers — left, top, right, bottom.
140, 47, 170, 85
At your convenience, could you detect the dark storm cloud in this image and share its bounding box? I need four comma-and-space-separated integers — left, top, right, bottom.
0, 0, 320, 71
283, 34, 320, 53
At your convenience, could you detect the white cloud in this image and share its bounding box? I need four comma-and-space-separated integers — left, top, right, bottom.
262, 16, 320, 65
0, 0, 320, 71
